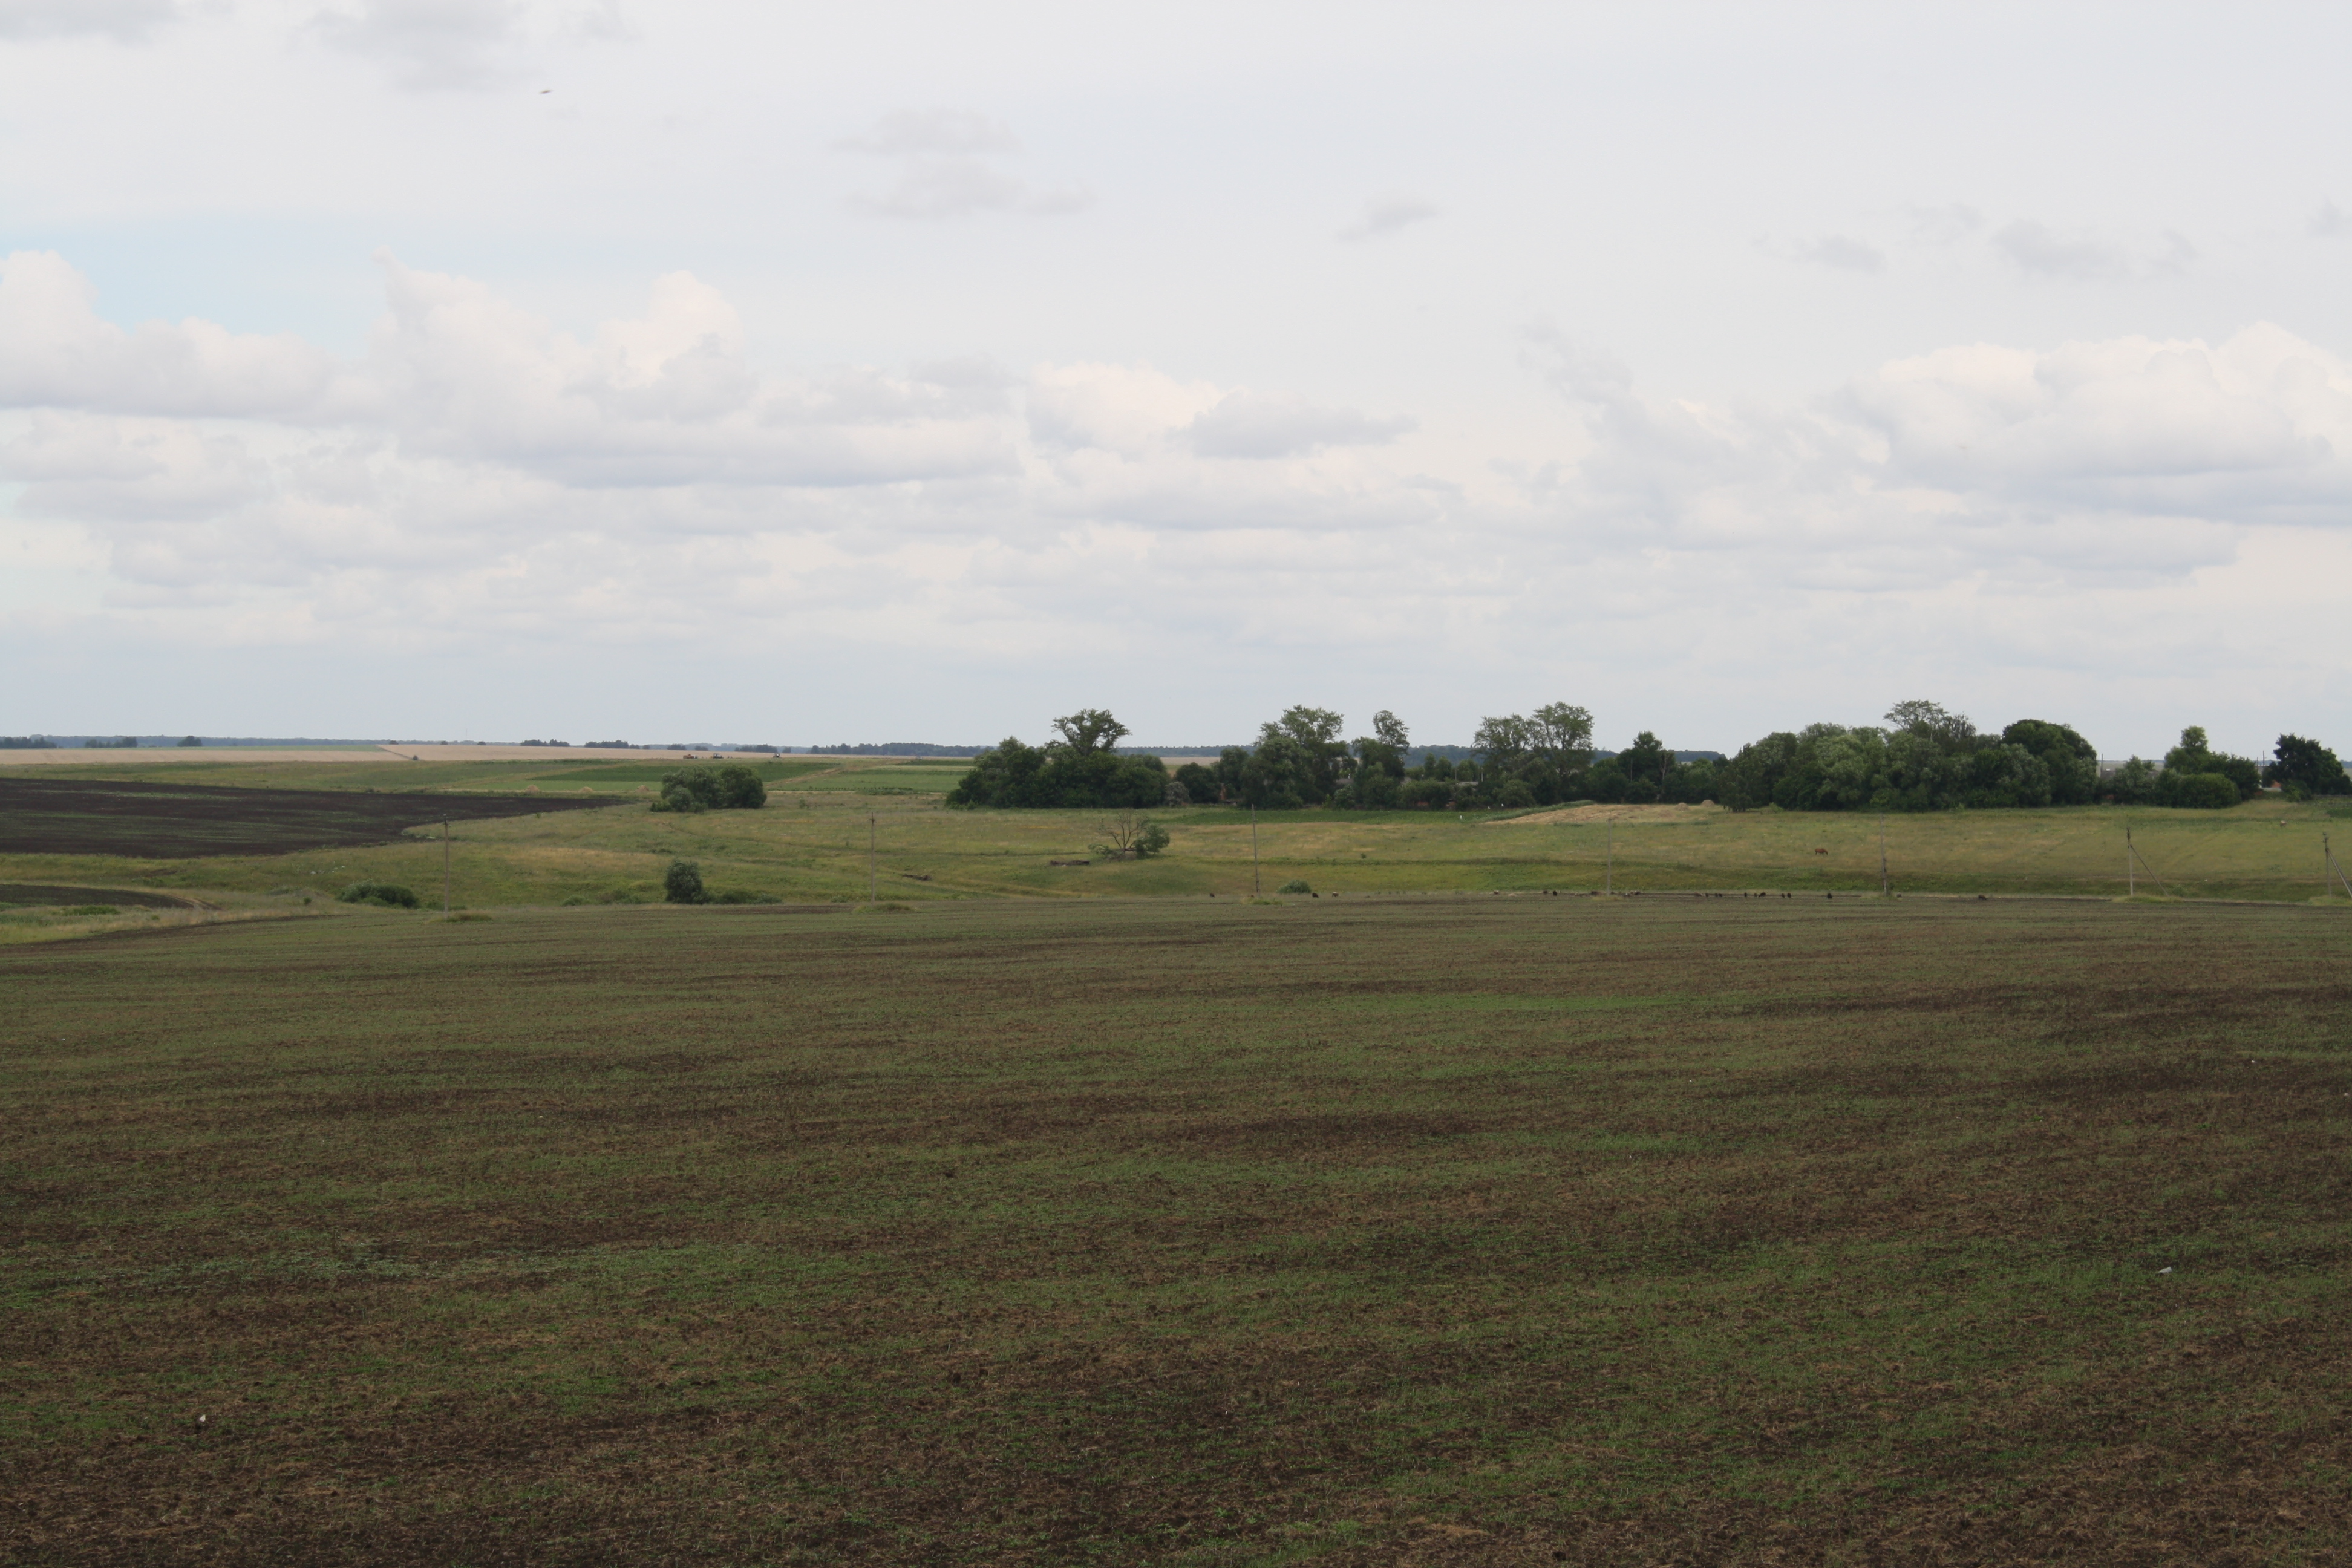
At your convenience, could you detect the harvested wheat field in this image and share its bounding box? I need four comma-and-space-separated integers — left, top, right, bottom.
4, 895, 2348, 1565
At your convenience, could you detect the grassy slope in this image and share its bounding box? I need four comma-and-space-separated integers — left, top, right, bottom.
4, 898, 2348, 1564
5, 757, 2351, 907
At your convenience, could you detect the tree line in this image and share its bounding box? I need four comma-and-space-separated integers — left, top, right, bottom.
949, 704, 2348, 812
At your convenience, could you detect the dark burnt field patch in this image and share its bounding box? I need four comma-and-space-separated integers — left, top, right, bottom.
0, 776, 618, 858
4, 897, 2350, 1565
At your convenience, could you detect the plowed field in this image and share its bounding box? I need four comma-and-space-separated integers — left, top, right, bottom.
0, 777, 619, 858
4, 897, 2348, 1564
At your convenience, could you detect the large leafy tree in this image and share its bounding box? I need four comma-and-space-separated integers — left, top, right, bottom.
2001, 719, 2099, 805
2269, 734, 2350, 795
1051, 709, 1130, 756
1252, 707, 1350, 805
2159, 725, 2259, 805
946, 714, 1167, 808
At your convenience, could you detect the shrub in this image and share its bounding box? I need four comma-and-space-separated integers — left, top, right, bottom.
650, 765, 766, 812
1172, 762, 1220, 803
2170, 772, 2241, 810
664, 860, 708, 904
1278, 878, 1312, 894
710, 889, 775, 904
338, 881, 420, 908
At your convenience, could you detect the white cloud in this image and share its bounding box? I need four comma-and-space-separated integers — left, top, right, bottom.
834, 109, 1020, 157
1991, 220, 2132, 282
0, 251, 345, 417
0, 0, 182, 41
310, 0, 528, 91
1906, 204, 1984, 246
4, 250, 2351, 750
2309, 200, 2348, 239
1338, 195, 1438, 243
1183, 393, 1417, 459
837, 110, 1090, 218
1794, 234, 1886, 274
1988, 220, 2197, 284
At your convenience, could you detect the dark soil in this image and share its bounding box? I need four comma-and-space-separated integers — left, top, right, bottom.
0, 883, 199, 909
0, 777, 618, 858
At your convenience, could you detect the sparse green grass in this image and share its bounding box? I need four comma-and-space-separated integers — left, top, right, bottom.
4, 897, 2348, 1563
6, 757, 2350, 909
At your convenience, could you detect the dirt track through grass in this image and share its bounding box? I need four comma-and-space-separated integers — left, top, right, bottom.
4, 898, 2349, 1564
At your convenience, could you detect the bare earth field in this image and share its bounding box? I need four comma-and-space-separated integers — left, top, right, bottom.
0, 777, 621, 858
3, 897, 2348, 1565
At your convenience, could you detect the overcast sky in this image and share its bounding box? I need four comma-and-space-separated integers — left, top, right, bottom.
3, 1, 2348, 754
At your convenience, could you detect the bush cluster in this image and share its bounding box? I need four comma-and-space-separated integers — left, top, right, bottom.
338, 881, 420, 907
649, 765, 767, 814
947, 710, 1168, 809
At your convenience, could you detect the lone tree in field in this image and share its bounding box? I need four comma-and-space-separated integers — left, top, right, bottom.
664, 860, 708, 904
1093, 811, 1171, 860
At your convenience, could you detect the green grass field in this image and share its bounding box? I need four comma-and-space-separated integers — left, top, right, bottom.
4, 755, 2350, 913
5, 897, 2348, 1564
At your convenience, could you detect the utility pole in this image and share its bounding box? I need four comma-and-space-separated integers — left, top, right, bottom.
1251, 805, 1261, 895
1879, 811, 1889, 898
442, 820, 451, 915
869, 815, 877, 903
2126, 825, 2134, 897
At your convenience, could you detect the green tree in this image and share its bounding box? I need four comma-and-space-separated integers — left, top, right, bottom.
2269, 734, 2350, 796
1259, 707, 1349, 802
664, 860, 708, 904
1171, 762, 1220, 803
1051, 709, 1129, 755
650, 763, 766, 812
2001, 719, 2099, 805
2160, 727, 2258, 805
946, 726, 1168, 808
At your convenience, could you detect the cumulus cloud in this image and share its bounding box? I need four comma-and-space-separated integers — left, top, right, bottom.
1906, 204, 1984, 245
4, 249, 2350, 691
837, 110, 1091, 218
1183, 393, 1416, 459
834, 109, 1020, 157
0, 0, 182, 40
1794, 234, 1886, 273
0, 251, 345, 417
310, 0, 528, 91
1991, 220, 2131, 282
1989, 220, 2195, 284
1338, 195, 1438, 242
